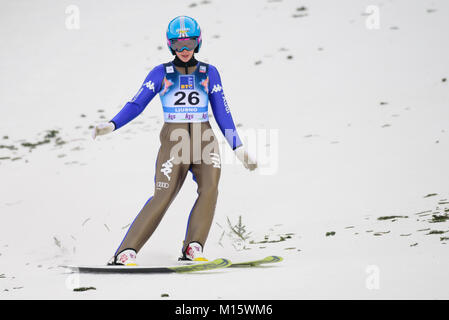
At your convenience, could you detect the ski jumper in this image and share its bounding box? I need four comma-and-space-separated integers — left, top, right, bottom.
110, 56, 243, 255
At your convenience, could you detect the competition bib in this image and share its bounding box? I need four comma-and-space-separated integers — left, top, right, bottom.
159, 62, 209, 123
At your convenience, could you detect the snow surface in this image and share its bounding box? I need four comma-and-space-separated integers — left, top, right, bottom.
1, 0, 449, 299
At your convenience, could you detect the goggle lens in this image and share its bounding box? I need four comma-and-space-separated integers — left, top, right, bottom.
170, 38, 198, 52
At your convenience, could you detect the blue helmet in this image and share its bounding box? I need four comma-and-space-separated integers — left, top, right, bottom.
166, 16, 202, 55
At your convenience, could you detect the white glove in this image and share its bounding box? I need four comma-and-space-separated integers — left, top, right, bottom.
235, 145, 258, 171
92, 122, 115, 140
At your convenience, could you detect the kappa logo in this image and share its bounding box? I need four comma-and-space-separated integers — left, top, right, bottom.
161, 156, 175, 181
211, 84, 222, 93
210, 152, 221, 168
144, 80, 155, 92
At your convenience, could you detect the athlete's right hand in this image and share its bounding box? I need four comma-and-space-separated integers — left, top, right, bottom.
92, 122, 115, 140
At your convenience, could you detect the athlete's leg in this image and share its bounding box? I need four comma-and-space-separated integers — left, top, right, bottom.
183, 122, 221, 251
115, 123, 190, 254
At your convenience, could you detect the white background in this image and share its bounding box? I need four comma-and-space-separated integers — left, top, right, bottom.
0, 0, 448, 299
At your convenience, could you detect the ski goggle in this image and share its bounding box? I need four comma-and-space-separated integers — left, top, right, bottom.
169, 37, 198, 52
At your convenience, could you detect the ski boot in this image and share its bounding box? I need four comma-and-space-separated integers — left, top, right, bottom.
107, 248, 137, 266
179, 242, 208, 262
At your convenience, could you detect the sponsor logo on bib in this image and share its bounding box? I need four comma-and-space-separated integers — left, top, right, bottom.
166, 65, 174, 73
180, 75, 195, 90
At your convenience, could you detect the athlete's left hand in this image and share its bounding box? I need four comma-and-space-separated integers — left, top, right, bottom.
235, 146, 258, 171
92, 122, 115, 140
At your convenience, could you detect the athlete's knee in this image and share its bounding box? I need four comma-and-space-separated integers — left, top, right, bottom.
151, 191, 173, 208
198, 184, 218, 199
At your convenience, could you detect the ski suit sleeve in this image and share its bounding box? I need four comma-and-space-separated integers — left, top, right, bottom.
208, 65, 243, 150
110, 64, 165, 130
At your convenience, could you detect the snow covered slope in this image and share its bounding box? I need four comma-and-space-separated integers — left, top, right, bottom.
0, 0, 448, 299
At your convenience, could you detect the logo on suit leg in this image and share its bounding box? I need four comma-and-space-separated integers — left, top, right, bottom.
161, 156, 175, 181
156, 181, 170, 189
210, 152, 221, 168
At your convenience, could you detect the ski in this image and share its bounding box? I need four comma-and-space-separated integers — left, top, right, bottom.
229, 255, 283, 268
62, 256, 283, 274
63, 258, 231, 274
180, 255, 283, 268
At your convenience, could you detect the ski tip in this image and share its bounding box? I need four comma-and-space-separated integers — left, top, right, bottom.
228, 255, 284, 268
265, 256, 283, 263
203, 258, 232, 268
213, 258, 231, 264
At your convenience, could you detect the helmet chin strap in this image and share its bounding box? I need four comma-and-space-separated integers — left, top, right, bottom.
173, 55, 198, 74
